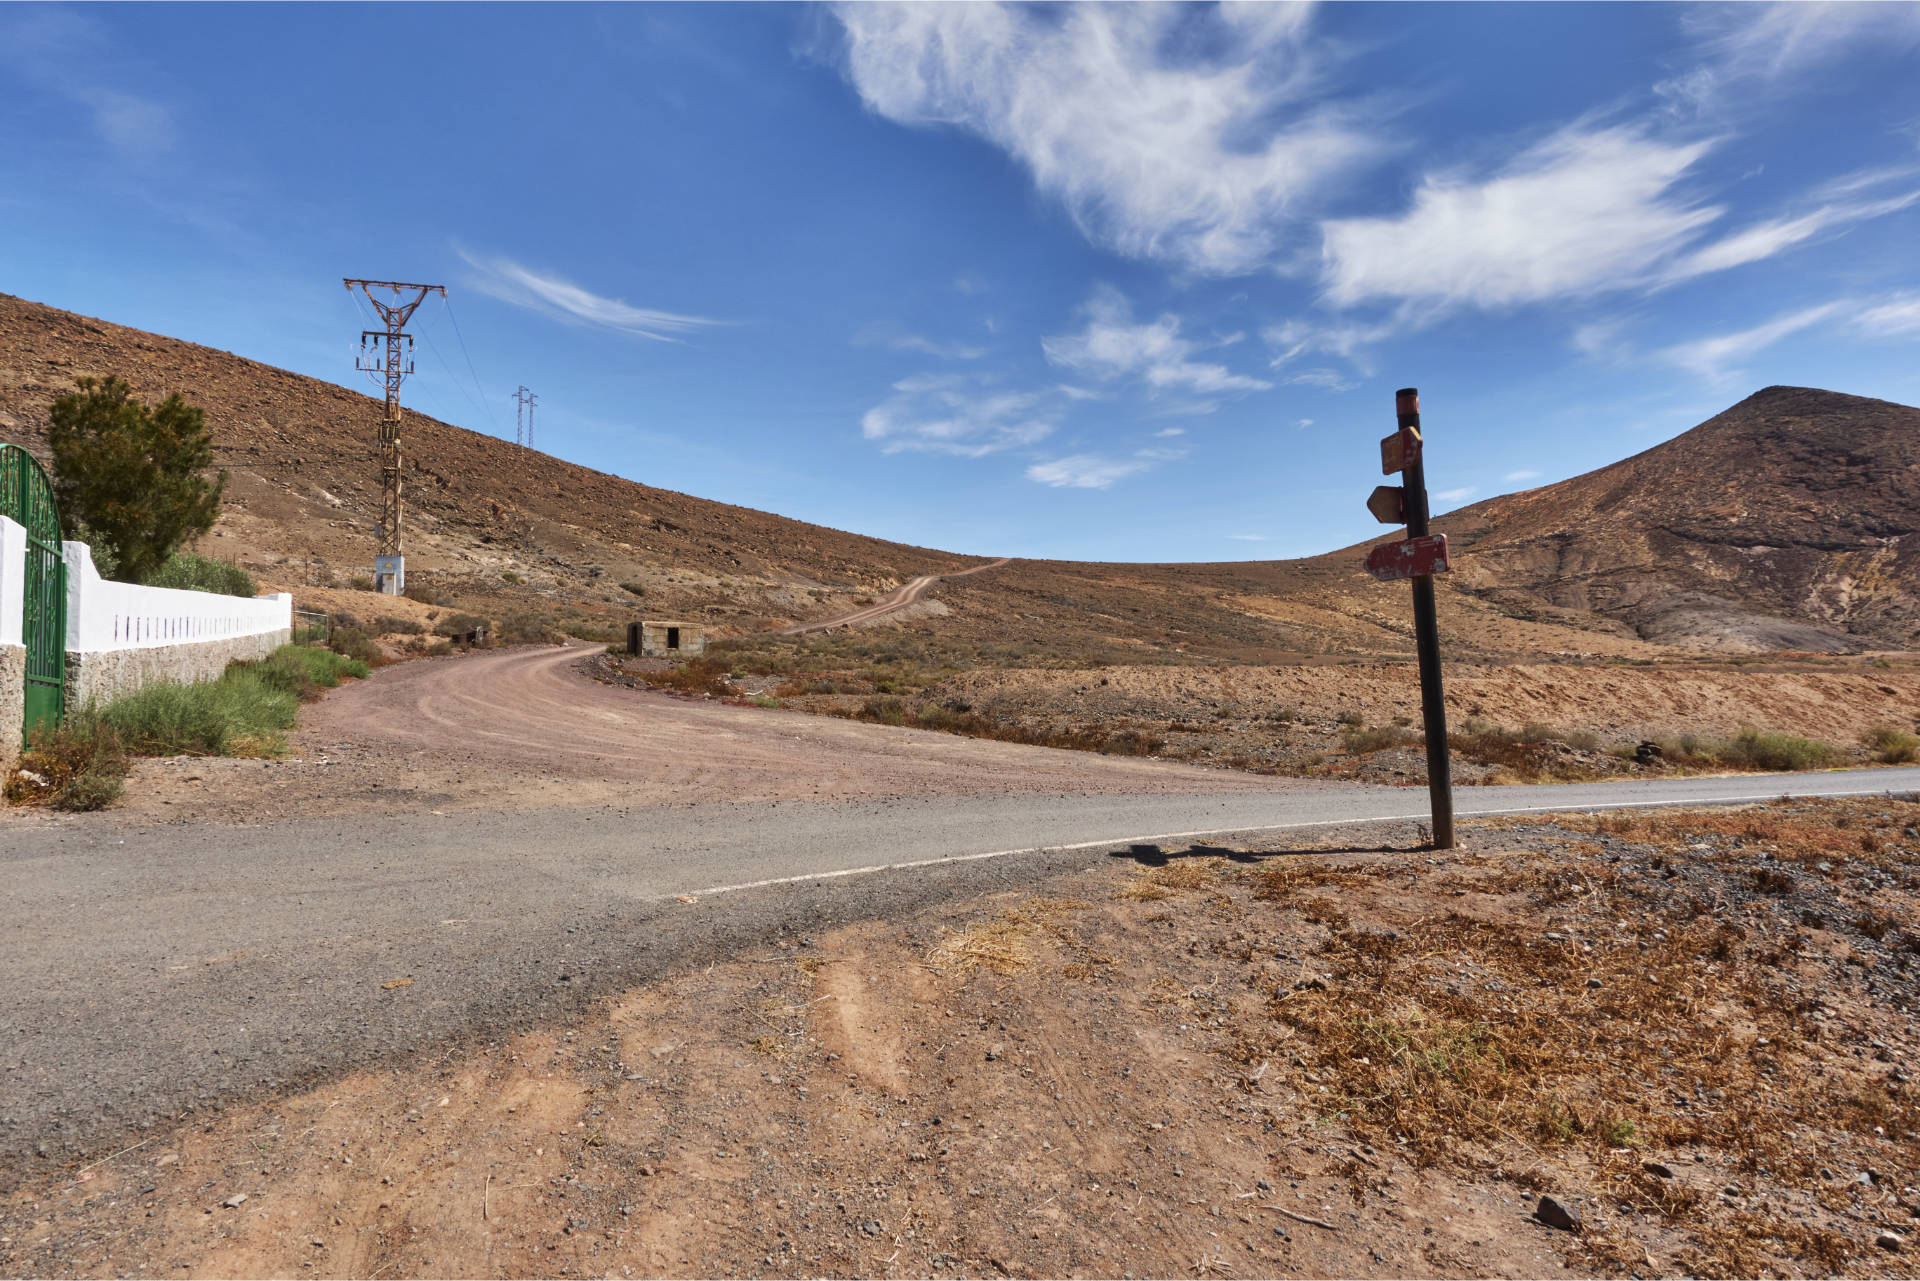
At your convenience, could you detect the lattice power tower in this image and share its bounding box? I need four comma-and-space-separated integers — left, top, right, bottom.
344, 278, 444, 594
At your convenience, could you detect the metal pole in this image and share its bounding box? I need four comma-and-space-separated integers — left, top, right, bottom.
1395, 387, 1455, 849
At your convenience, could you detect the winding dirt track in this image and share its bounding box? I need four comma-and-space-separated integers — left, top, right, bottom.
778, 557, 1010, 634
294, 642, 1286, 812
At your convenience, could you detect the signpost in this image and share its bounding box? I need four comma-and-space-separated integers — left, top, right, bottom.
1367, 388, 1455, 849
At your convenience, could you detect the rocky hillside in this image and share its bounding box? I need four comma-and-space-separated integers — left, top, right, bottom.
1, 292, 1912, 659
1428, 386, 1920, 651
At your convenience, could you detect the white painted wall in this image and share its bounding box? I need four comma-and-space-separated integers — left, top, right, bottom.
61, 542, 291, 652
0, 517, 23, 648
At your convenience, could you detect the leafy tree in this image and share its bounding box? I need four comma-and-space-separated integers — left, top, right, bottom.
47, 376, 226, 583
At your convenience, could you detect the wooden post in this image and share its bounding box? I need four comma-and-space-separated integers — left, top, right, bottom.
1395, 387, 1455, 849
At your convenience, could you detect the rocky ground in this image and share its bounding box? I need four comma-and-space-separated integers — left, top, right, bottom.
4, 797, 1915, 1280
707, 653, 1920, 785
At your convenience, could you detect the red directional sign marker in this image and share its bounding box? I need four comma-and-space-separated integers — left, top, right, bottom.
1366, 484, 1406, 525
1380, 426, 1422, 475
1365, 533, 1450, 582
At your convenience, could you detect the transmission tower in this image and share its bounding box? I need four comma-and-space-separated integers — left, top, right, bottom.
513, 385, 537, 450
343, 278, 445, 595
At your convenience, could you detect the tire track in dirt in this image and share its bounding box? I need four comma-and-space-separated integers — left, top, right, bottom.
779, 558, 1011, 634
302, 642, 1290, 811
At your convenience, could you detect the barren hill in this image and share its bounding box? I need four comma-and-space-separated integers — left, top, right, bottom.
1427, 386, 1920, 651
1, 292, 1912, 660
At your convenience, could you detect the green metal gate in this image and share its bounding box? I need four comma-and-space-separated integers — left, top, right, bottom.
0, 445, 66, 743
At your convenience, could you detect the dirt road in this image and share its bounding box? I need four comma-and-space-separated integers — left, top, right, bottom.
779, 557, 1010, 633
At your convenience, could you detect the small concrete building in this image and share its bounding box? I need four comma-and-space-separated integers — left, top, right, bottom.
629, 620, 705, 658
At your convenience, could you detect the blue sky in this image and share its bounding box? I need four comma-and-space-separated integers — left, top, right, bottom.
3, 3, 1918, 563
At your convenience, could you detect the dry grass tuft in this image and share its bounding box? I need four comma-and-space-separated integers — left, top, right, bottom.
929, 897, 1094, 976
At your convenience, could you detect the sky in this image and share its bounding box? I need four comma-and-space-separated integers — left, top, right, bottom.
2, 2, 1918, 563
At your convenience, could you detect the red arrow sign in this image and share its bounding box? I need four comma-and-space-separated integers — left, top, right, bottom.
1380, 426, 1422, 475
1365, 533, 1450, 582
1366, 485, 1405, 525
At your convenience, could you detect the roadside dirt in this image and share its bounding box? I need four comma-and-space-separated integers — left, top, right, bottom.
5, 797, 1915, 1279
96, 645, 1293, 827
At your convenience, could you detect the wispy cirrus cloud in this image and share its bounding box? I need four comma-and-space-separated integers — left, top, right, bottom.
861, 373, 1065, 457
833, 2, 1386, 275
1432, 486, 1476, 506
0, 9, 176, 156
1857, 292, 1920, 337
1504, 468, 1542, 483
457, 248, 721, 341
853, 323, 987, 360
1025, 453, 1150, 490
1656, 300, 1845, 382
1042, 286, 1271, 402
1662, 2, 1920, 115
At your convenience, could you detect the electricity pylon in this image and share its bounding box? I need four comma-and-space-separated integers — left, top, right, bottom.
344, 278, 444, 594
514, 385, 537, 450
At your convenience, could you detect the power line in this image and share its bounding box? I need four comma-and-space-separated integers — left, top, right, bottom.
443, 296, 504, 438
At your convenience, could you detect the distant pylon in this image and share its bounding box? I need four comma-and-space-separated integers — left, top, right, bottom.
513, 385, 537, 450
344, 278, 444, 595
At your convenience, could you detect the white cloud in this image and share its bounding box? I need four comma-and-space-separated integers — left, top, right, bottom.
1432, 486, 1476, 505
1504, 469, 1542, 483
1571, 319, 1630, 362
1662, 190, 1920, 282
833, 2, 1386, 274
1135, 446, 1188, 463
1263, 316, 1402, 369
1226, 533, 1270, 542
458, 249, 720, 341
1043, 285, 1272, 398
1281, 367, 1356, 392
853, 324, 986, 360
1669, 2, 1920, 111
1320, 125, 1722, 310
861, 373, 1062, 457
1656, 301, 1845, 382
1026, 453, 1151, 490
1856, 292, 1920, 337
0, 11, 175, 156
1152, 426, 1187, 438
1297, 418, 1315, 428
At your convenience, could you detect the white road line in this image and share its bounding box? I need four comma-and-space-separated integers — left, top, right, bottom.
684, 782, 1912, 900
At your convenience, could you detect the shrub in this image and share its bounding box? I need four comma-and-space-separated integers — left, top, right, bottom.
5, 715, 129, 811
433, 612, 491, 640
348, 575, 373, 591
403, 582, 449, 606
249, 645, 368, 701
1718, 729, 1837, 773
372, 614, 424, 636
328, 626, 383, 666
621, 581, 647, 597
146, 551, 257, 597
97, 669, 299, 756
500, 570, 522, 585
1866, 725, 1920, 764
1343, 723, 1419, 754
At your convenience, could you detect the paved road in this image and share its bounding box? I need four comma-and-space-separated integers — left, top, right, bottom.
4, 762, 1916, 1171
778, 557, 1009, 633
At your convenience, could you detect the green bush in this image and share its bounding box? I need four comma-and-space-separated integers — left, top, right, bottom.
146, 551, 257, 597
372, 615, 425, 636
329, 626, 383, 666
97, 669, 299, 756
1718, 729, 1837, 773
501, 571, 522, 585
1865, 725, 1920, 765
251, 645, 368, 701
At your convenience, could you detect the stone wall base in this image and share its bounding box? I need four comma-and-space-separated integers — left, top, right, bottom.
66, 629, 292, 711
0, 644, 23, 770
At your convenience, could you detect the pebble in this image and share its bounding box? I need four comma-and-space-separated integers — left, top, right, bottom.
1643, 1162, 1675, 1179
1878, 1232, 1904, 1253
221, 1194, 247, 1209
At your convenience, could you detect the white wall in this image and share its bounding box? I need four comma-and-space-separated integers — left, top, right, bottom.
0, 517, 23, 648
61, 542, 291, 652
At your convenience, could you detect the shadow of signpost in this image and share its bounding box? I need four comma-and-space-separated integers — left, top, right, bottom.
1106, 840, 1423, 867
